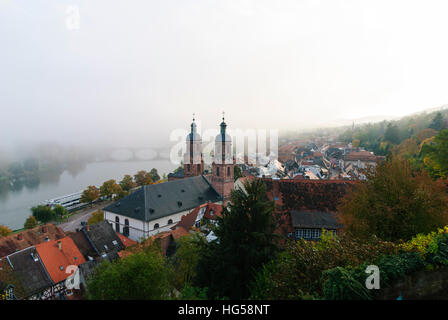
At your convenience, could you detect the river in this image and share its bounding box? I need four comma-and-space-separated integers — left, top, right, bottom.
0, 160, 177, 230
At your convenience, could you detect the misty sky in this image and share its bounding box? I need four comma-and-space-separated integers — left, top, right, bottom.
1, 0, 448, 148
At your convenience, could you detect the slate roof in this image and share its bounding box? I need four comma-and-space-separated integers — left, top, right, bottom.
290, 210, 342, 229
83, 220, 125, 258
168, 168, 185, 179
103, 175, 221, 222
6, 247, 53, 297
66, 231, 97, 260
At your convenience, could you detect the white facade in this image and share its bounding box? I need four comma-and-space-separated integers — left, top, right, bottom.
104, 201, 223, 241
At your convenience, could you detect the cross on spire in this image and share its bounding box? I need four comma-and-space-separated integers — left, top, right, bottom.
192, 113, 195, 122
222, 111, 225, 121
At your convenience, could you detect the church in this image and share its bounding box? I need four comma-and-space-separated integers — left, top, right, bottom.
103, 116, 235, 241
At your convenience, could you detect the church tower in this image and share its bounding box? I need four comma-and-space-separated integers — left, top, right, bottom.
184, 115, 204, 177
211, 114, 234, 200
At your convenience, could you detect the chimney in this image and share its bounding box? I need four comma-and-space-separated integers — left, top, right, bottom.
17, 233, 22, 240
57, 240, 62, 251
41, 226, 47, 233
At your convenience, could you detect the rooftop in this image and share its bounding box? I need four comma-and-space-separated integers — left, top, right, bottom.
0, 224, 65, 258
103, 175, 221, 222
35, 237, 86, 284
290, 210, 342, 229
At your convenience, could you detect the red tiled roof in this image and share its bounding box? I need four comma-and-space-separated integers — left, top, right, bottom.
35, 237, 86, 284
174, 202, 223, 232
170, 227, 190, 239
0, 224, 66, 258
203, 203, 223, 220
116, 232, 137, 247
345, 151, 377, 162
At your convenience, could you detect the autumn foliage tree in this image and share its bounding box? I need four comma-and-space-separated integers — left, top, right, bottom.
421, 129, 448, 179
337, 157, 448, 242
0, 225, 12, 237
100, 179, 122, 199
80, 185, 100, 205
119, 174, 136, 191
134, 170, 153, 186
24, 215, 38, 229
88, 209, 104, 225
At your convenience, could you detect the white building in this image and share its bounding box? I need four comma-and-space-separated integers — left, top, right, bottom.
103, 175, 223, 241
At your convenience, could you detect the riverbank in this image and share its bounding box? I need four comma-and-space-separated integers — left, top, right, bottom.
0, 159, 176, 230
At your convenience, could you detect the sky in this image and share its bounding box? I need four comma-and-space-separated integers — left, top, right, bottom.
1, 0, 448, 148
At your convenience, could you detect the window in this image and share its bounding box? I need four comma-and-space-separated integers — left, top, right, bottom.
227, 166, 230, 177
168, 219, 173, 225
187, 164, 190, 172
154, 223, 159, 229
197, 164, 201, 172
295, 228, 328, 240
216, 167, 220, 176
124, 219, 130, 237
115, 216, 120, 233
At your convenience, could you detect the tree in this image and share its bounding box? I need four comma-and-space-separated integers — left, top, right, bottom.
149, 168, 160, 182
100, 179, 122, 199
119, 175, 136, 191
134, 170, 153, 186
7, 162, 24, 177
422, 129, 448, 179
53, 204, 68, 217
24, 215, 38, 229
249, 233, 396, 299
171, 233, 206, 290
80, 185, 100, 204
337, 157, 448, 242
31, 205, 56, 223
87, 245, 172, 299
115, 188, 129, 200
0, 225, 12, 237
234, 166, 243, 181
429, 112, 444, 131
384, 123, 401, 144
195, 179, 280, 299
23, 158, 39, 172
415, 128, 438, 144
88, 209, 104, 225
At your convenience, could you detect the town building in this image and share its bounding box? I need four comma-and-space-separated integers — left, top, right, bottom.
0, 224, 65, 258
104, 116, 235, 241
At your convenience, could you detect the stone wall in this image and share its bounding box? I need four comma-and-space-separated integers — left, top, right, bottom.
377, 266, 448, 300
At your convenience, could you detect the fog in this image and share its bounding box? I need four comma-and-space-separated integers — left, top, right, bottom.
2, 0, 448, 150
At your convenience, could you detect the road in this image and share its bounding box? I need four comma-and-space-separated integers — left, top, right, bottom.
58, 201, 112, 232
